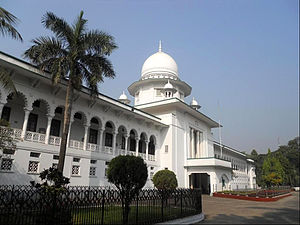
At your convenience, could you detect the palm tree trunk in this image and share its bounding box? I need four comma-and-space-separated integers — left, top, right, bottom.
57, 78, 74, 173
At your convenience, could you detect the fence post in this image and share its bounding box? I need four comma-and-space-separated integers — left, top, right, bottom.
161, 190, 164, 222
101, 189, 105, 225
180, 189, 183, 216
136, 192, 139, 225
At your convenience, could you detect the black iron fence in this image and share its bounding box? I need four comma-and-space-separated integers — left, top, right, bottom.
0, 185, 202, 225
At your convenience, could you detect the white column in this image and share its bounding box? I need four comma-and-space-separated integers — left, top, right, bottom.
135, 137, 139, 156
145, 141, 149, 160
21, 109, 31, 139
0, 102, 5, 117
98, 128, 103, 149
112, 132, 117, 155
83, 124, 89, 150
66, 119, 73, 148
190, 128, 194, 158
45, 115, 53, 144
124, 135, 128, 155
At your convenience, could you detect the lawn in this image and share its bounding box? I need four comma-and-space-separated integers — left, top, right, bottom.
72, 205, 194, 225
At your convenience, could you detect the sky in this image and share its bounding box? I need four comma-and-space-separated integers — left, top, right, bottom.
1, 0, 298, 154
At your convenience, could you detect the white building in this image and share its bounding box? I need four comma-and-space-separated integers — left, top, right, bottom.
0, 43, 256, 193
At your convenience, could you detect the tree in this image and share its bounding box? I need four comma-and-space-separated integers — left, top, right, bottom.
152, 169, 178, 190
0, 6, 22, 41
24, 11, 117, 173
0, 6, 22, 92
261, 149, 284, 187
107, 155, 148, 225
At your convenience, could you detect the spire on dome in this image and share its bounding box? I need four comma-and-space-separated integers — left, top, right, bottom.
159, 40, 162, 52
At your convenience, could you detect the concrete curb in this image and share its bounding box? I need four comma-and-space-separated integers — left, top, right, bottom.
156, 213, 205, 224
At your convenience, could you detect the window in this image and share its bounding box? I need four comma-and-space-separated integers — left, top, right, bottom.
1, 158, 13, 171
30, 152, 40, 158
105, 133, 113, 147
28, 161, 39, 173
50, 119, 61, 137
165, 145, 168, 153
33, 100, 40, 108
27, 113, 38, 132
73, 157, 80, 163
121, 136, 126, 149
71, 165, 80, 176
89, 167, 96, 176
74, 113, 82, 120
53, 155, 59, 160
89, 129, 98, 144
1, 106, 11, 122
3, 149, 15, 155
55, 107, 63, 114
105, 161, 110, 166
90, 159, 97, 164
104, 168, 108, 177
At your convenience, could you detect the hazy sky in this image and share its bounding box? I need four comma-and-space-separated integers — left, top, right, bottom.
1, 0, 298, 154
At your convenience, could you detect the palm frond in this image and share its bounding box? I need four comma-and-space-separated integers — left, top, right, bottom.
0, 7, 22, 41
23, 36, 66, 65
72, 11, 87, 41
0, 66, 16, 93
83, 30, 117, 55
42, 12, 73, 44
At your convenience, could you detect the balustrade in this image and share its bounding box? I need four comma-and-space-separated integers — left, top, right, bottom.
86, 143, 100, 152
103, 146, 113, 155
138, 152, 147, 160
48, 136, 61, 146
0, 126, 22, 139
25, 131, 46, 143
148, 154, 155, 161
69, 140, 84, 150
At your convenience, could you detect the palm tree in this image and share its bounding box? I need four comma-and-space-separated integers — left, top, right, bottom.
0, 6, 22, 41
0, 6, 22, 92
24, 11, 117, 173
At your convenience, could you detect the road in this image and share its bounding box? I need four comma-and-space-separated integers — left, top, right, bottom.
197, 192, 299, 224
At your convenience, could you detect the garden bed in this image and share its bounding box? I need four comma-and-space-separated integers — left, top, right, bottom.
213, 189, 292, 202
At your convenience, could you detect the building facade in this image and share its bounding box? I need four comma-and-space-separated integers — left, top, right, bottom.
0, 44, 256, 193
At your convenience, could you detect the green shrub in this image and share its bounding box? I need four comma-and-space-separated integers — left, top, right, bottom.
152, 169, 178, 190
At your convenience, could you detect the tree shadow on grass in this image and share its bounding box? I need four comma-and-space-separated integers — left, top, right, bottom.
199, 207, 299, 224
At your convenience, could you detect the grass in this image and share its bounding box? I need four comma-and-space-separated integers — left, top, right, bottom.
72, 205, 195, 225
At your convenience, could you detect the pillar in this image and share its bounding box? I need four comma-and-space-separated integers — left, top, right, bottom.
66, 119, 73, 148
112, 132, 117, 155
21, 109, 31, 139
135, 137, 139, 156
190, 128, 194, 158
98, 128, 103, 149
45, 115, 53, 144
83, 124, 89, 150
124, 135, 128, 155
0, 102, 5, 118
145, 140, 149, 160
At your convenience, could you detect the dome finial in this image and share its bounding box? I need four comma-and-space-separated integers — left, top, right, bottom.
159, 40, 162, 52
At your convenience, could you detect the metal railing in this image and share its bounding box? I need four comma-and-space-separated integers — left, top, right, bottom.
0, 185, 202, 225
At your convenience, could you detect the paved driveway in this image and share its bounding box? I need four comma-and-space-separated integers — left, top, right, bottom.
197, 192, 299, 224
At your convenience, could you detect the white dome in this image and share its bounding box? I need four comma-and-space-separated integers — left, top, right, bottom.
141, 42, 178, 79
119, 91, 128, 100
190, 97, 200, 110
118, 91, 130, 104
164, 80, 174, 90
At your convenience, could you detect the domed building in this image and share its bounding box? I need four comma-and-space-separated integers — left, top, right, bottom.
0, 44, 256, 193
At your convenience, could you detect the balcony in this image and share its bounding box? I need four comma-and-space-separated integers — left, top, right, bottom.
186, 157, 232, 169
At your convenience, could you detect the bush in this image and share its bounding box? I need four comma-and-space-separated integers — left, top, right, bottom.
107, 155, 148, 225
152, 169, 178, 190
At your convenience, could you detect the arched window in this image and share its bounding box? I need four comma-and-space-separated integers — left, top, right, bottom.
104, 121, 114, 147
129, 130, 136, 151
148, 135, 156, 155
